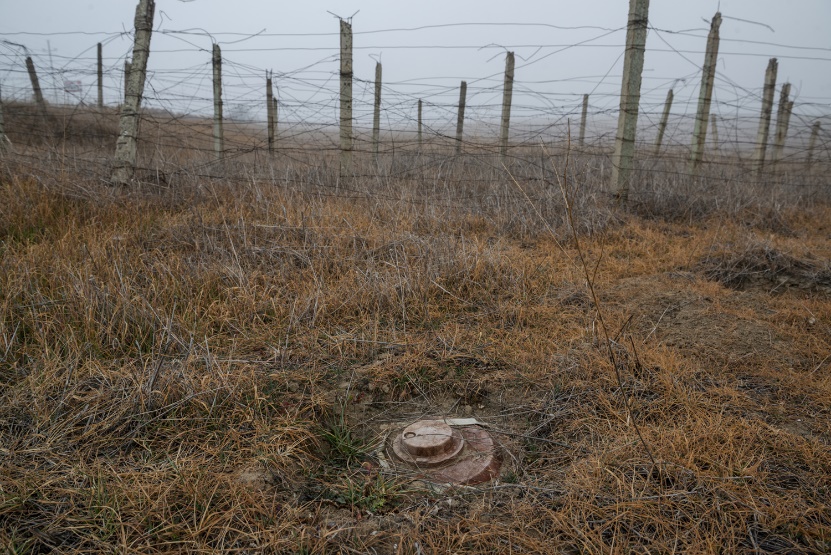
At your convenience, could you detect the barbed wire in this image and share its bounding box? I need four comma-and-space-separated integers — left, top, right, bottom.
1, 21, 829, 194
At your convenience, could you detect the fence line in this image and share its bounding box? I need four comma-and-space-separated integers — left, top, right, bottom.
1, 16, 829, 194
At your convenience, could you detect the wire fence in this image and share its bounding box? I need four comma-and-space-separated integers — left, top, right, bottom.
1, 18, 830, 199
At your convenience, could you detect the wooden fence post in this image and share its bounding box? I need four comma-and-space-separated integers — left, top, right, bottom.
0, 86, 10, 153
779, 101, 793, 168
272, 96, 278, 153
123, 61, 132, 104
689, 12, 721, 173
771, 82, 791, 168
339, 19, 353, 178
455, 80, 467, 155
578, 93, 589, 147
212, 43, 224, 163
806, 121, 821, 167
373, 62, 382, 159
752, 58, 778, 173
266, 72, 275, 154
499, 51, 515, 161
112, 0, 155, 184
653, 88, 673, 157
710, 114, 719, 152
417, 99, 423, 151
25, 56, 49, 121
97, 43, 104, 108
611, 0, 650, 201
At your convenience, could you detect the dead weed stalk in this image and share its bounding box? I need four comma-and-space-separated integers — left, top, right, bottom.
505, 133, 658, 470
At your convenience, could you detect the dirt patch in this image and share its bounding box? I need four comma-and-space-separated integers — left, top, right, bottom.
604, 271, 830, 444
607, 273, 797, 367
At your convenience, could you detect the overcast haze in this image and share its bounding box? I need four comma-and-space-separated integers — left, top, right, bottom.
2, 0, 830, 144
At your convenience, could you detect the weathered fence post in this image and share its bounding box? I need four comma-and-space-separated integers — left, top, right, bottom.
499, 51, 515, 161
272, 96, 278, 152
784, 102, 793, 167
112, 0, 155, 184
806, 121, 821, 167
212, 43, 224, 163
372, 62, 382, 159
266, 72, 275, 154
653, 88, 673, 157
752, 58, 778, 173
339, 19, 353, 178
417, 99, 423, 151
0, 86, 10, 153
578, 94, 589, 147
771, 82, 791, 168
611, 0, 650, 201
97, 43, 104, 108
689, 12, 721, 173
25, 56, 49, 121
779, 100, 793, 168
710, 114, 719, 152
455, 80, 467, 155
123, 61, 132, 104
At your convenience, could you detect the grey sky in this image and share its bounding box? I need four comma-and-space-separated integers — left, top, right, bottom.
2, 1, 829, 144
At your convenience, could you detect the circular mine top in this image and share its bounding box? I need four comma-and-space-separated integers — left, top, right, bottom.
387, 419, 501, 484
392, 419, 464, 467
401, 420, 455, 457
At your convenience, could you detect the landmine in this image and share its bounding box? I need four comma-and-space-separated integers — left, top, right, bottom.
385, 419, 500, 485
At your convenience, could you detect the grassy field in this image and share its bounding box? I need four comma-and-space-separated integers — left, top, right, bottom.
1, 105, 830, 553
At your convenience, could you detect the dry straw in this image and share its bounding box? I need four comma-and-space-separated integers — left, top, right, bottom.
0, 103, 830, 553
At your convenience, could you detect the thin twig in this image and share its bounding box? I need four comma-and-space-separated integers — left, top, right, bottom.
504, 130, 657, 470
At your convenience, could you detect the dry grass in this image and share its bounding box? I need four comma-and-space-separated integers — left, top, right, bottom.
1, 103, 830, 553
